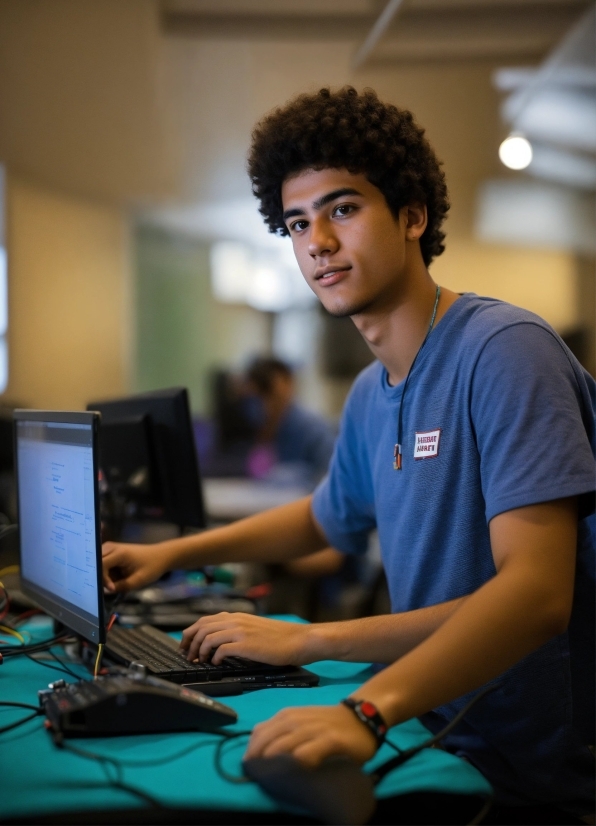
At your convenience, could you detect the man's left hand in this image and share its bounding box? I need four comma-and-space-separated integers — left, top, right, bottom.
244, 704, 378, 767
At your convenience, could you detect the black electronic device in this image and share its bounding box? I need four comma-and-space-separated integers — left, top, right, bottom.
40, 672, 237, 737
243, 754, 376, 826
87, 387, 205, 536
0, 408, 13, 474
0, 406, 19, 524
104, 623, 319, 696
14, 410, 105, 644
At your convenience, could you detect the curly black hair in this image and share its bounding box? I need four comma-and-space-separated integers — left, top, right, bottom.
248, 86, 449, 266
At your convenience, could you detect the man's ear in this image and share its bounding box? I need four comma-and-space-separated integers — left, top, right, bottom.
405, 205, 428, 241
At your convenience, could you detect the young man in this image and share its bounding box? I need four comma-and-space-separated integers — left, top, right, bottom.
103, 87, 595, 815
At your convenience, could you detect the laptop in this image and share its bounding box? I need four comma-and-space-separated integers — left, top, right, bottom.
14, 409, 319, 695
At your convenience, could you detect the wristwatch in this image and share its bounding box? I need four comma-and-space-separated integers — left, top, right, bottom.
341, 697, 388, 747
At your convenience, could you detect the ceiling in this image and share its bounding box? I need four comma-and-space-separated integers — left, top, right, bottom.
0, 0, 592, 235
161, 0, 592, 64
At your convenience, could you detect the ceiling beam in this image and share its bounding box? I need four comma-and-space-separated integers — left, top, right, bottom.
351, 0, 405, 69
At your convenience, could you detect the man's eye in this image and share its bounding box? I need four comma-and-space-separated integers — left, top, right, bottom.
290, 220, 308, 232
333, 204, 354, 217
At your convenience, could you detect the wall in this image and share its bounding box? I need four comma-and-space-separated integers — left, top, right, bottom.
135, 227, 271, 415
0, 0, 176, 205
431, 240, 577, 332
356, 60, 582, 333
4, 178, 132, 410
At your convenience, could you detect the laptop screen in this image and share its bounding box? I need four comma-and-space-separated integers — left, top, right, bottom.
14, 411, 105, 644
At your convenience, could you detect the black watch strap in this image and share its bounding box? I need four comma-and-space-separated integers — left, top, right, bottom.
341, 698, 388, 747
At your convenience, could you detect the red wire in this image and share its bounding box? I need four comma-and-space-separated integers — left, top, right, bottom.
13, 609, 42, 626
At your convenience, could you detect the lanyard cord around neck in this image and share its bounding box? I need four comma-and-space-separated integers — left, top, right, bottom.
393, 284, 441, 471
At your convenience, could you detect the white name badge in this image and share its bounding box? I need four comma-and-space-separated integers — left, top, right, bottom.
414, 429, 441, 459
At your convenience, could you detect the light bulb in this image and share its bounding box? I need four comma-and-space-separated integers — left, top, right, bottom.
499, 135, 533, 170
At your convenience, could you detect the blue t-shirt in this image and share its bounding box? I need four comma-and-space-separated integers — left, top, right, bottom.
312, 294, 595, 811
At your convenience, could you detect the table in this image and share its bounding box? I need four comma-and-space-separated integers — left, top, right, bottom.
1, 618, 491, 824
203, 478, 311, 523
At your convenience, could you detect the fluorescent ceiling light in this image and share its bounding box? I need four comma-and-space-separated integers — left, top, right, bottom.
513, 89, 596, 154
476, 179, 595, 255
528, 144, 596, 191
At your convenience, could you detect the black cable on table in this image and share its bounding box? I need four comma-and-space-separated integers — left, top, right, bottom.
53, 735, 163, 810
0, 634, 74, 657
48, 647, 85, 679
0, 702, 44, 735
48, 725, 254, 809
371, 683, 499, 784
214, 730, 253, 784
24, 652, 82, 680
368, 686, 499, 826
0, 701, 39, 711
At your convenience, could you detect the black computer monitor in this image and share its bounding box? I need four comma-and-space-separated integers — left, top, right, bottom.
14, 409, 105, 644
87, 388, 206, 536
0, 404, 21, 524
0, 406, 14, 474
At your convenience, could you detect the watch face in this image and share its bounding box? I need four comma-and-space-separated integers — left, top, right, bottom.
360, 701, 377, 718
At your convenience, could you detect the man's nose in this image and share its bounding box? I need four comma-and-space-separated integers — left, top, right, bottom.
308, 219, 339, 258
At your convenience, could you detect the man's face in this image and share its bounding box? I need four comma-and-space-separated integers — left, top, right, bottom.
281, 168, 421, 318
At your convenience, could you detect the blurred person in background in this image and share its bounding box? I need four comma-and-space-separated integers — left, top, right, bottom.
244, 357, 336, 488
244, 357, 348, 609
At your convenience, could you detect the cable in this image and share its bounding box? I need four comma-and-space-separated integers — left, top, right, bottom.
0, 624, 25, 644
0, 702, 43, 735
371, 683, 499, 785
25, 652, 73, 678
0, 633, 73, 657
468, 793, 494, 826
0, 701, 40, 711
24, 652, 83, 680
74, 734, 224, 770
0, 584, 9, 622
214, 730, 253, 784
48, 648, 84, 680
12, 609, 43, 625
54, 736, 163, 809
0, 711, 42, 734
49, 724, 253, 798
50, 729, 245, 808
93, 643, 104, 678
0, 560, 19, 579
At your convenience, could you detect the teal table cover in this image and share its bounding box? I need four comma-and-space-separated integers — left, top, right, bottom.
0, 617, 491, 819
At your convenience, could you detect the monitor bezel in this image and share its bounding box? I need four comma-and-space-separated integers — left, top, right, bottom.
14, 409, 106, 644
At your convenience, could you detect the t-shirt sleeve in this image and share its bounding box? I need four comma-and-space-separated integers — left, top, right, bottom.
471, 322, 595, 523
312, 390, 377, 555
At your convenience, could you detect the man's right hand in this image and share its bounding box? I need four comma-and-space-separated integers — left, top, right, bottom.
102, 541, 172, 593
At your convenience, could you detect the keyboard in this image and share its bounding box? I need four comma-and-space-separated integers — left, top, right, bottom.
105, 624, 319, 695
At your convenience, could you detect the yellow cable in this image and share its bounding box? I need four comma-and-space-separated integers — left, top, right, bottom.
0, 624, 25, 644
0, 565, 19, 578
93, 643, 104, 678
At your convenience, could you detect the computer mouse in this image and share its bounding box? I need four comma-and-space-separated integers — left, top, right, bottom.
242, 753, 376, 825
41, 673, 238, 736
